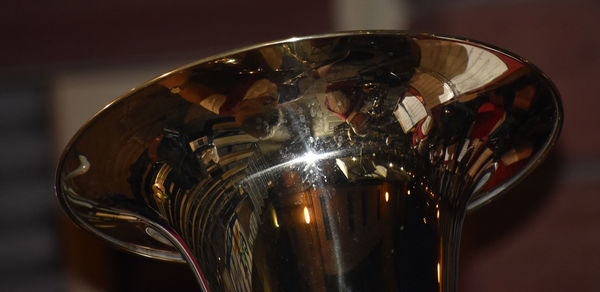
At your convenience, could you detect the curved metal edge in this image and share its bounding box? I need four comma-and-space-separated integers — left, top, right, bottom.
54, 183, 187, 262
55, 193, 210, 290
151, 223, 211, 291
466, 62, 564, 211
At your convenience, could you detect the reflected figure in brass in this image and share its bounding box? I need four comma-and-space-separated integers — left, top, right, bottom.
56, 31, 562, 291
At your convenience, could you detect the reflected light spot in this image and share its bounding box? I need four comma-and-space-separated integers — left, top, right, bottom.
272, 208, 279, 228
437, 262, 441, 283
385, 191, 389, 202
407, 190, 411, 196
352, 156, 357, 161
300, 151, 319, 165
293, 150, 341, 166
389, 162, 393, 167
437, 210, 440, 219
304, 206, 310, 224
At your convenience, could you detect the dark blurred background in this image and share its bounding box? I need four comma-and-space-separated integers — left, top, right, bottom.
1, 0, 598, 291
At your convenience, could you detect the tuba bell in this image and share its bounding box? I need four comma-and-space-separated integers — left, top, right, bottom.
56, 31, 562, 292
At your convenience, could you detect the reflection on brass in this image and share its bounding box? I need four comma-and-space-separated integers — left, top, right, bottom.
56, 31, 562, 291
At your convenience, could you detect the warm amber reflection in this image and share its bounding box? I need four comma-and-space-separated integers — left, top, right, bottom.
303, 206, 311, 224
437, 262, 441, 284
271, 207, 279, 228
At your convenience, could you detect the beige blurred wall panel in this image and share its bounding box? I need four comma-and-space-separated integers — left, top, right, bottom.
333, 0, 410, 30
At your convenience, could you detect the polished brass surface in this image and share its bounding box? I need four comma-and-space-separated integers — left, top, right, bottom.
56, 31, 562, 291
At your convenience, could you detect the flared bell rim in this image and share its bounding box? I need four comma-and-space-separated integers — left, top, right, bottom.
54, 30, 563, 262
